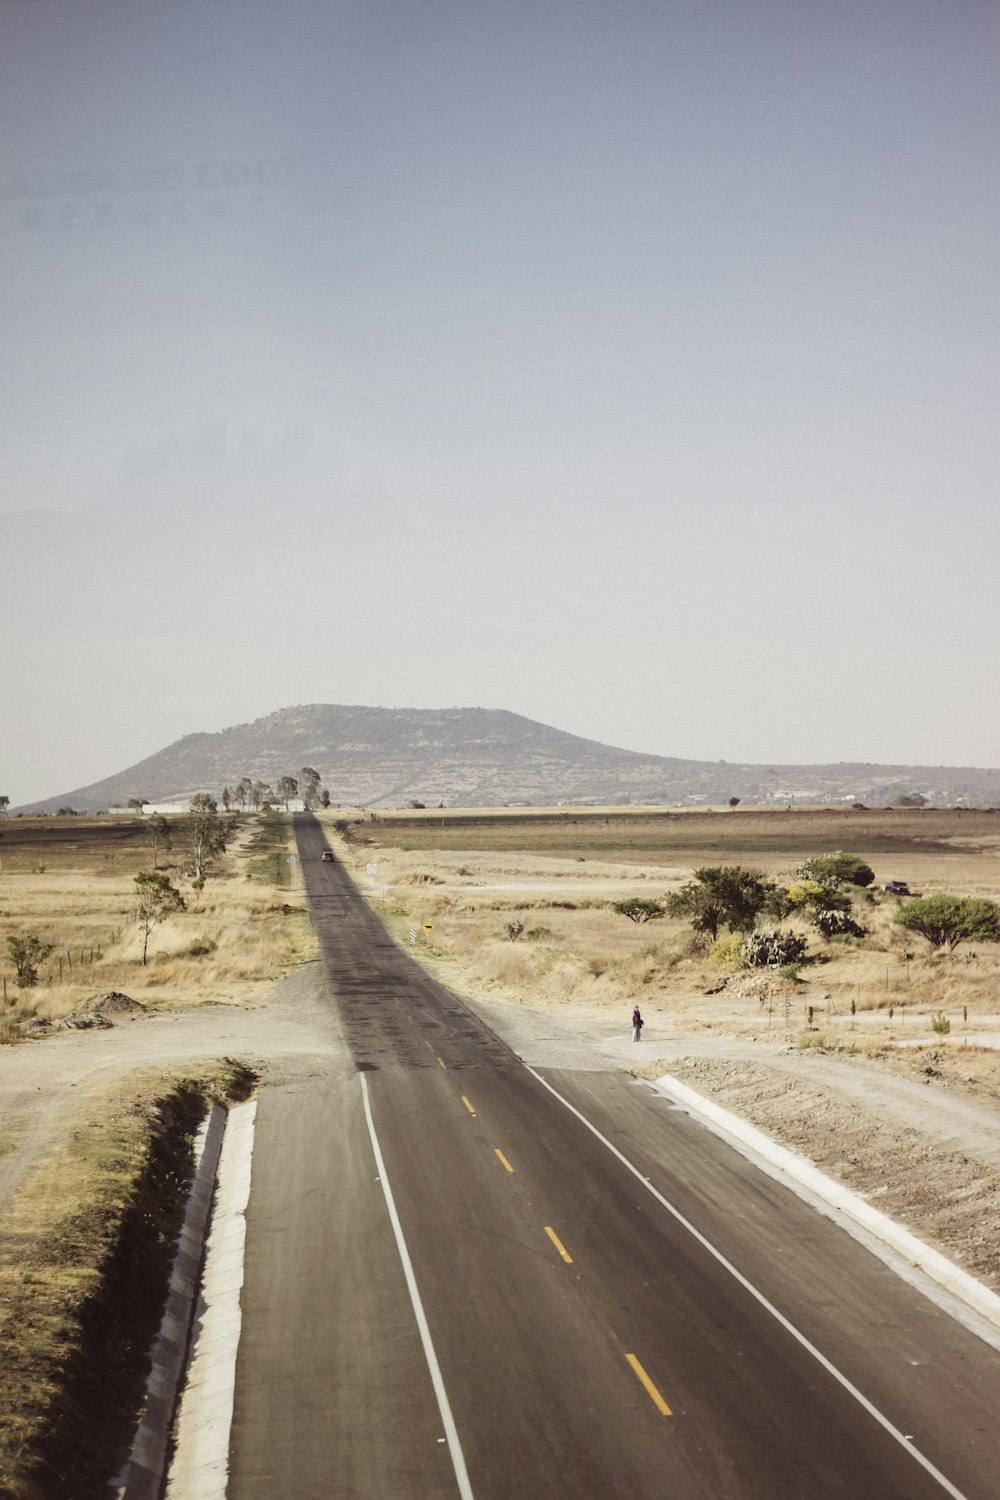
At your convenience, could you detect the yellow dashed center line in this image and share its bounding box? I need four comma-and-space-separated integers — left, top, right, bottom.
494, 1148, 514, 1174
544, 1226, 573, 1263
626, 1353, 672, 1416
461, 1096, 477, 1116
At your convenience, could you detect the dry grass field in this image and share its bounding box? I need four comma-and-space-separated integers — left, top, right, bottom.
0, 813, 311, 1037
328, 805, 1000, 1047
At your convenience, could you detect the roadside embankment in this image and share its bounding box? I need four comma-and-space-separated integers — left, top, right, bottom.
0, 1061, 255, 1500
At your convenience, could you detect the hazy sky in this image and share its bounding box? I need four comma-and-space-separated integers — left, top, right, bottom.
4, 0, 998, 803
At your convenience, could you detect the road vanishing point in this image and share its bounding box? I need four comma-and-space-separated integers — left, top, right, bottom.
225, 814, 1000, 1499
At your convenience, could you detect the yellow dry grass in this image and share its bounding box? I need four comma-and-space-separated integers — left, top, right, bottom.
0, 815, 309, 1031
0, 1062, 255, 1497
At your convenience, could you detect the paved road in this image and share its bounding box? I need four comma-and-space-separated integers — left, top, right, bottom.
229, 815, 1000, 1498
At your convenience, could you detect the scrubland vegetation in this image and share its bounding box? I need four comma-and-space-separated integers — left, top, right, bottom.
328, 805, 1000, 1047
0, 812, 308, 1039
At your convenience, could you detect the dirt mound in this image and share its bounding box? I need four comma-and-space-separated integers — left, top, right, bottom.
83, 992, 146, 1015
710, 972, 795, 1005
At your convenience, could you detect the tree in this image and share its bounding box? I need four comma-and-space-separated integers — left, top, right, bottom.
0, 796, 11, 816
191, 793, 218, 813
221, 786, 232, 813
728, 797, 741, 810
893, 793, 928, 808
895, 895, 1000, 953
235, 777, 253, 812
613, 898, 666, 924
798, 852, 874, 888
250, 780, 272, 812
147, 815, 171, 870
134, 872, 185, 966
320, 788, 331, 809
127, 797, 149, 812
187, 805, 227, 887
6, 934, 55, 987
300, 767, 321, 810
277, 775, 298, 810
666, 866, 770, 942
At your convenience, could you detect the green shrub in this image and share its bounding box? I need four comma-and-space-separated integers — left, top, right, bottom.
932, 1011, 951, 1035
896, 895, 1000, 952
711, 934, 744, 967
798, 852, 875, 888
503, 919, 525, 941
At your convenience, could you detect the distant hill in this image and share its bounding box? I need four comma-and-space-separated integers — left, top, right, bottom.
15, 704, 1000, 813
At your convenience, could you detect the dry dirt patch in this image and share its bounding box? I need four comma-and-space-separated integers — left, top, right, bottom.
656, 1052, 1000, 1294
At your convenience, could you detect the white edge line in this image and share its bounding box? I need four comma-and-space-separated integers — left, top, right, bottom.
524, 1064, 969, 1500
360, 1073, 475, 1500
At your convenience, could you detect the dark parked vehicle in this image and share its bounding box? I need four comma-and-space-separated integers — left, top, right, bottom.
321, 849, 335, 863
884, 880, 910, 895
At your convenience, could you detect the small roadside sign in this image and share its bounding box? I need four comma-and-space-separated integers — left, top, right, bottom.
423, 922, 434, 931
367, 862, 378, 875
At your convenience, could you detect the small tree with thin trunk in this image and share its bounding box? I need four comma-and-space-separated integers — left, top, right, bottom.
277, 775, 298, 810
147, 815, 171, 870
250, 781, 271, 812
6, 934, 55, 987
0, 797, 9, 816
613, 898, 666, 924
728, 797, 741, 810
134, 873, 185, 966
300, 767, 321, 810
187, 806, 227, 888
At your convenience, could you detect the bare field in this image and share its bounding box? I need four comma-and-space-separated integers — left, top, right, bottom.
348, 804, 1000, 878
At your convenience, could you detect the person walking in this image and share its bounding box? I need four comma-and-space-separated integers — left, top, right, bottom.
632, 1006, 644, 1042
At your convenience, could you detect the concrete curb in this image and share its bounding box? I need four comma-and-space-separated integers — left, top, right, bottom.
113, 1103, 227, 1500
165, 1099, 257, 1500
651, 1070, 1000, 1339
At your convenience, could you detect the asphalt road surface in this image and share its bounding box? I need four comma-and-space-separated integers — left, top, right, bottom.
229, 814, 1000, 1498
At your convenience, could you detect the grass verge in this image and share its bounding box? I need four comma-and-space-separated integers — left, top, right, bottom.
0, 1059, 255, 1500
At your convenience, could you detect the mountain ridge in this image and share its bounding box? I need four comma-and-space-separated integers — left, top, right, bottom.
15, 704, 1000, 812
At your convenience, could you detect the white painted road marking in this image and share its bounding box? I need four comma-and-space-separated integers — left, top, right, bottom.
526, 1066, 971, 1500
361, 1073, 475, 1500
